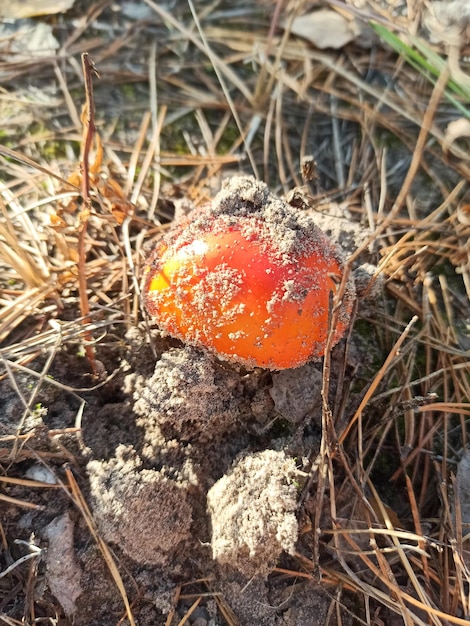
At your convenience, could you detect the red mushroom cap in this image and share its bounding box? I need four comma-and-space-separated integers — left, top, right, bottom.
143, 177, 355, 370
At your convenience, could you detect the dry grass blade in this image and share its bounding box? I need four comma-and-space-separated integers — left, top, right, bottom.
0, 188, 50, 289
144, 0, 258, 176
0, 476, 60, 489
65, 468, 136, 626
176, 597, 201, 626
367, 477, 441, 624
0, 287, 57, 346
0, 317, 123, 373
0, 494, 43, 510
385, 66, 450, 223
338, 315, 419, 445
75, 53, 99, 375
0, 616, 22, 626
0, 145, 78, 189
213, 593, 243, 626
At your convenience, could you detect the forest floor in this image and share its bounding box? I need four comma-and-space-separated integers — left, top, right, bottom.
1, 1, 470, 625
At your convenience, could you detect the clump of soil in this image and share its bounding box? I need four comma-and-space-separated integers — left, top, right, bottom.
207, 450, 298, 577
133, 344, 242, 445
88, 445, 193, 567
87, 343, 301, 575
270, 363, 323, 425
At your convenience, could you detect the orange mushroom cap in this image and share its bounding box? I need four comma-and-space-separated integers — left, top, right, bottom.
143, 177, 355, 370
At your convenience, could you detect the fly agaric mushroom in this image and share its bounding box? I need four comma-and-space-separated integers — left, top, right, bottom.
143, 177, 355, 370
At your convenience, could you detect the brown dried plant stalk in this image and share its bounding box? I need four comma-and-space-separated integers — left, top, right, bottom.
77, 52, 99, 376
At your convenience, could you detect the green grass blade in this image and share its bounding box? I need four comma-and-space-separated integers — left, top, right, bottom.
370, 22, 470, 117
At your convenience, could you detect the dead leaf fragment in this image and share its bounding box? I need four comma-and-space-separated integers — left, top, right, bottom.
443, 118, 470, 152
43, 511, 83, 616
270, 363, 322, 424
425, 0, 470, 44
287, 9, 359, 49
0, 21, 59, 59
0, 0, 75, 18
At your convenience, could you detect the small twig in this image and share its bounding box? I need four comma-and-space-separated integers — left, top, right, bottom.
310, 266, 354, 572
78, 53, 100, 376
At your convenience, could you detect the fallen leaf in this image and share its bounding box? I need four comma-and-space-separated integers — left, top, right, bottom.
443, 117, 470, 152
0, 21, 59, 58
287, 9, 359, 50
0, 0, 74, 18
425, 0, 470, 45
44, 512, 83, 617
